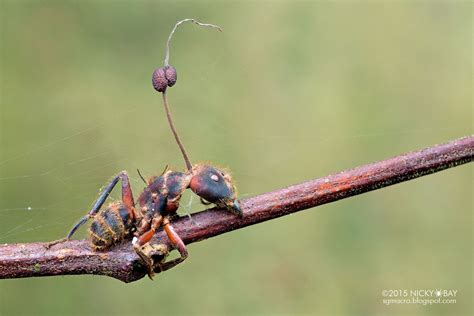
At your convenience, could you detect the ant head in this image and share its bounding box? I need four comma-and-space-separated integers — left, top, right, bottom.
189, 164, 242, 217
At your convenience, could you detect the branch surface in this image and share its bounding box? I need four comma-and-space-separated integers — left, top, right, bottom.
1, 136, 472, 283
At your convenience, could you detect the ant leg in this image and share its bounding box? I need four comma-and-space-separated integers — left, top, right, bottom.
69, 170, 136, 238
145, 218, 188, 275
163, 217, 188, 260
135, 217, 188, 278
134, 215, 163, 246
133, 209, 188, 277
133, 215, 164, 278
46, 171, 135, 248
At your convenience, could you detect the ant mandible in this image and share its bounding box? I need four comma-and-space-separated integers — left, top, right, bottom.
47, 19, 242, 278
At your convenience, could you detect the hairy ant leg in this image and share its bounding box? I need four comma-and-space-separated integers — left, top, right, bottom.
46, 171, 136, 248
162, 217, 188, 260
133, 216, 189, 279
133, 193, 189, 277
134, 213, 165, 278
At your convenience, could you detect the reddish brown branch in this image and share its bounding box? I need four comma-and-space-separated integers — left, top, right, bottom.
0, 136, 472, 283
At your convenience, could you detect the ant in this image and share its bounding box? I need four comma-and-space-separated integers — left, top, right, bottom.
47, 19, 242, 278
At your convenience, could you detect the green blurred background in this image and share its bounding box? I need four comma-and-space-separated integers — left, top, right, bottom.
0, 1, 472, 315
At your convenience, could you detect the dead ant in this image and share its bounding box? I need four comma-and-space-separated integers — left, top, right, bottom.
47, 19, 242, 278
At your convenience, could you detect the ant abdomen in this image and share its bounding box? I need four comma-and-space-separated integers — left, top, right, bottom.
88, 202, 135, 250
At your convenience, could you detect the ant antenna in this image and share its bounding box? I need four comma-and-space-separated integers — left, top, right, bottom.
137, 169, 147, 184
153, 19, 222, 172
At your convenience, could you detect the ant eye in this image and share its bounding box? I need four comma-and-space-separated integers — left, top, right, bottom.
210, 174, 219, 182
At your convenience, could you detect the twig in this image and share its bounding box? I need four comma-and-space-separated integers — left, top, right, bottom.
0, 136, 472, 283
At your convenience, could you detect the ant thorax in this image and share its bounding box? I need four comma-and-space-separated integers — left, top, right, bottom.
137, 170, 191, 217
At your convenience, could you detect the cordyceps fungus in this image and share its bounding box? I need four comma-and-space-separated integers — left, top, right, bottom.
151, 18, 222, 172
152, 19, 221, 93
151, 19, 222, 171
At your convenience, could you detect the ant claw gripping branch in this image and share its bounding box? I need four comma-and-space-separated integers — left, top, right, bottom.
47, 19, 241, 279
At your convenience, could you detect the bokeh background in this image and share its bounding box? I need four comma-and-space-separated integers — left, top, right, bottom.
0, 1, 472, 315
